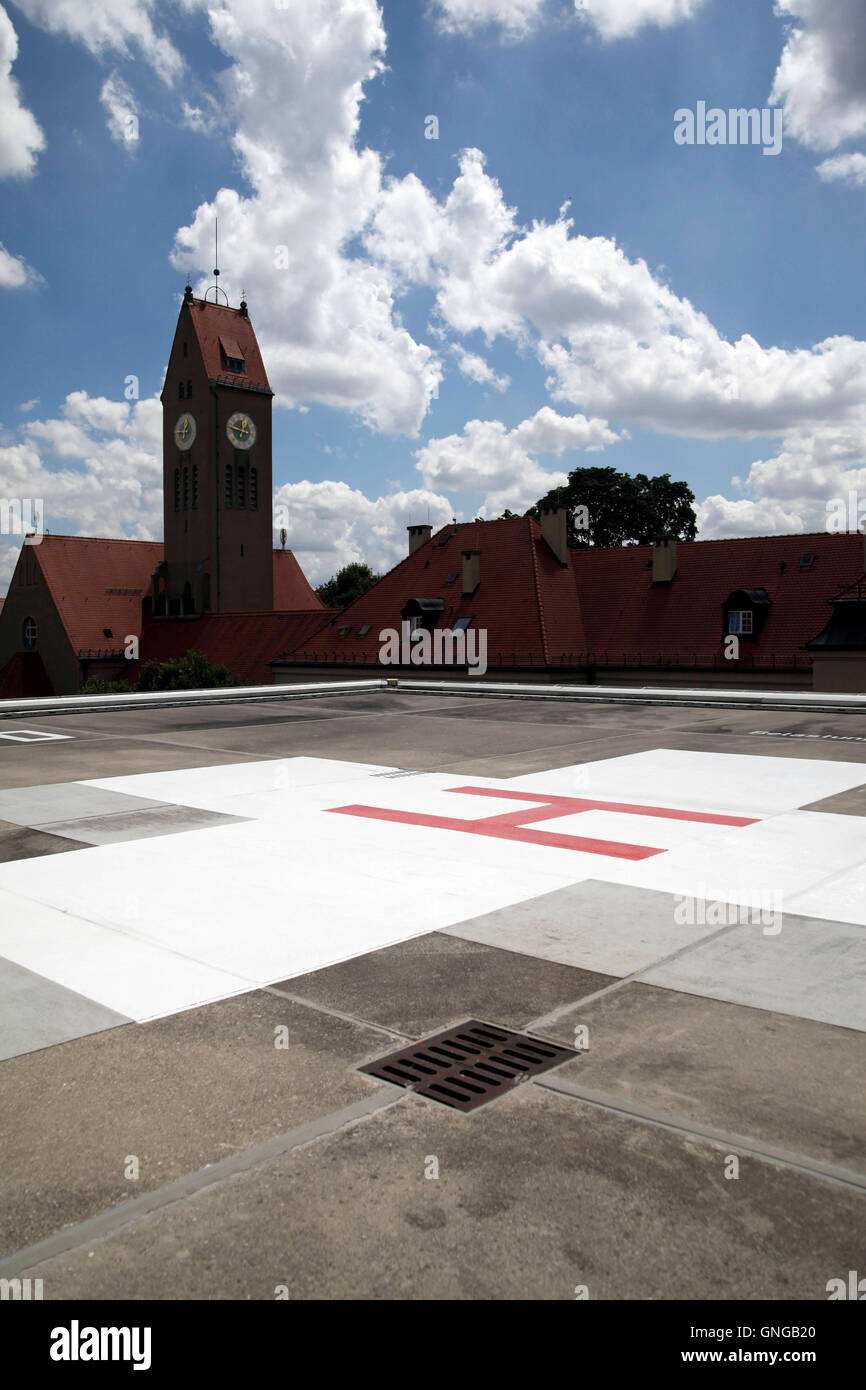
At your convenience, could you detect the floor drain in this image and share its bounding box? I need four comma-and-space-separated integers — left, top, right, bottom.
360, 1019, 577, 1113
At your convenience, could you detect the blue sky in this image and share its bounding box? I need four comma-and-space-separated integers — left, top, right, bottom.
1, 0, 866, 590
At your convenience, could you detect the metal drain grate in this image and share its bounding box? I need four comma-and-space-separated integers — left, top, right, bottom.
360, 1019, 576, 1113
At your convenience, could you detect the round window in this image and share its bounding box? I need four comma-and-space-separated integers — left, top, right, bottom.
22, 617, 37, 650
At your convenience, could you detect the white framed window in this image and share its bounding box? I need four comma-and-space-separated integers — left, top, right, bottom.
22, 617, 37, 650
728, 610, 753, 634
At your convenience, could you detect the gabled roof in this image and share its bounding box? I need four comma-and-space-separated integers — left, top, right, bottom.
278, 523, 866, 669
13, 536, 323, 659
174, 297, 272, 396
282, 516, 588, 665
129, 610, 334, 687
571, 532, 866, 659
274, 548, 326, 610
35, 535, 164, 655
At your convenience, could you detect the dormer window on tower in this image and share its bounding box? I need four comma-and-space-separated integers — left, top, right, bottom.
219, 335, 245, 375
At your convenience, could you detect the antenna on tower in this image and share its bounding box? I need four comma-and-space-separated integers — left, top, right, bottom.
204, 215, 228, 305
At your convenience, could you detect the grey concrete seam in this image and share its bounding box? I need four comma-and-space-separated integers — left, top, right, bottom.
262, 984, 415, 1043
525, 918, 747, 1033
0, 1085, 407, 1278
536, 1074, 866, 1193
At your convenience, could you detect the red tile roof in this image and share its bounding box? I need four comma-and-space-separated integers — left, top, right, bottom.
278, 520, 866, 669
25, 536, 322, 660
184, 298, 272, 395
274, 548, 325, 610
571, 532, 866, 660
36, 535, 164, 656
283, 517, 586, 667
129, 610, 333, 687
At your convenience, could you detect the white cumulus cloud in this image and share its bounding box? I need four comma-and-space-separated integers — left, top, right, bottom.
770, 0, 866, 152
171, 0, 441, 437
0, 391, 164, 590
415, 408, 619, 514
0, 240, 41, 289
0, 5, 45, 179
272, 479, 454, 585
12, 0, 183, 82
816, 152, 866, 188
429, 0, 547, 37
576, 0, 706, 42
100, 72, 139, 148
452, 346, 510, 392
371, 150, 866, 440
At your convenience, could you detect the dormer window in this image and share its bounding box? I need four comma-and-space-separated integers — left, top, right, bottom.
219, 335, 245, 374
722, 588, 770, 641
401, 597, 445, 633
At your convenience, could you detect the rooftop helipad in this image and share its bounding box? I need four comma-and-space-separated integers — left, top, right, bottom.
1, 686, 864, 1300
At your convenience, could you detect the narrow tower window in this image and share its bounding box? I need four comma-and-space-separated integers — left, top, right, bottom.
250, 467, 258, 510
174, 468, 180, 511
237, 465, 246, 509
192, 464, 199, 509
183, 467, 189, 510
225, 464, 233, 507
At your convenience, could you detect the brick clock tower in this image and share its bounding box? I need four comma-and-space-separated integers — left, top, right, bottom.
158, 282, 274, 615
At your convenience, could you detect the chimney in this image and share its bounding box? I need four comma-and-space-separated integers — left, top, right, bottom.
408, 524, 432, 556
651, 538, 677, 585
462, 549, 481, 596
540, 507, 568, 566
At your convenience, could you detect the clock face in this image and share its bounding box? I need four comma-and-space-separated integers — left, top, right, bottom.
227, 412, 256, 450
174, 413, 196, 451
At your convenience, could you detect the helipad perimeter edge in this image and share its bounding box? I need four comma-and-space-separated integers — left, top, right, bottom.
2, 677, 866, 718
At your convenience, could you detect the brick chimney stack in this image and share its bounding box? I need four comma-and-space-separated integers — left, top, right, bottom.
407, 524, 432, 556
540, 507, 569, 566
461, 549, 481, 596
651, 538, 678, 585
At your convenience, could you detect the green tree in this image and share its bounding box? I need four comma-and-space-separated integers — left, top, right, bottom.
136, 649, 239, 691
526, 466, 697, 548
315, 562, 380, 609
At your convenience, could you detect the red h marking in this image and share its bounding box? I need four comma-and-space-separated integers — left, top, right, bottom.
327, 785, 758, 860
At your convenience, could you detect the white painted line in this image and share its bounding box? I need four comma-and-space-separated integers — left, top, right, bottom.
0, 729, 71, 743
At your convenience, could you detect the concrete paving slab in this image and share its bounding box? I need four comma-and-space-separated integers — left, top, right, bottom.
0, 741, 260, 790
15, 1085, 865, 1300
0, 958, 129, 1062
640, 913, 866, 1032
0, 988, 389, 1257
0, 783, 170, 827
801, 783, 866, 815
0, 819, 87, 863
276, 932, 614, 1038
443, 880, 722, 975
38, 804, 249, 845
541, 982, 866, 1172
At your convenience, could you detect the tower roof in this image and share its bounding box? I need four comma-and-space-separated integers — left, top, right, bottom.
170, 296, 273, 397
